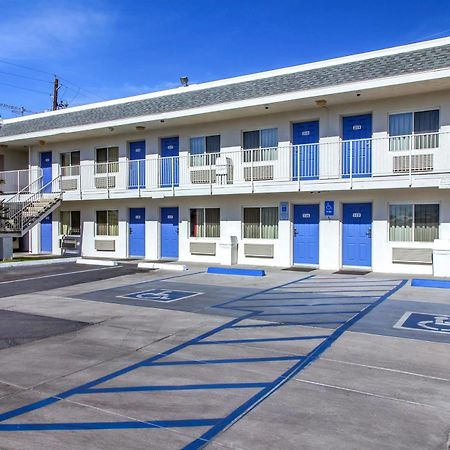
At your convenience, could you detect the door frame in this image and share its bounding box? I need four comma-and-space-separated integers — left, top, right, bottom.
292, 203, 320, 267
160, 206, 179, 260
128, 207, 146, 258
340, 202, 373, 269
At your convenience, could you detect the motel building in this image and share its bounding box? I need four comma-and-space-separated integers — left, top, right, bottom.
1, 37, 450, 276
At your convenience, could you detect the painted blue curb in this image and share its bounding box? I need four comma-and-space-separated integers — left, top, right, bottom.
207, 267, 266, 277
411, 278, 450, 289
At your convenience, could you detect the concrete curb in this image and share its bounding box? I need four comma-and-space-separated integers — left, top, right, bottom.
0, 257, 78, 269
76, 258, 118, 267
138, 262, 187, 271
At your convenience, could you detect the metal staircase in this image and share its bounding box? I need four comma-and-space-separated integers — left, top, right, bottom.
0, 176, 62, 237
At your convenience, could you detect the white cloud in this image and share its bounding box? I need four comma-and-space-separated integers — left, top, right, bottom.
0, 1, 113, 59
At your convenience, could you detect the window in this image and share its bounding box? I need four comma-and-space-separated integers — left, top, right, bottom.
60, 151, 80, 176
389, 110, 439, 151
60, 211, 81, 235
243, 207, 278, 239
243, 128, 278, 162
96, 147, 119, 173
96, 210, 119, 236
190, 208, 220, 238
190, 135, 221, 166
389, 204, 439, 242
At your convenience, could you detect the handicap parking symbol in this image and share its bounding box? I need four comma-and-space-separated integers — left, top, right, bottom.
119, 289, 201, 303
394, 312, 450, 334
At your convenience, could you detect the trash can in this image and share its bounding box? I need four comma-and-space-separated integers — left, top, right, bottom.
219, 236, 238, 266
433, 239, 450, 277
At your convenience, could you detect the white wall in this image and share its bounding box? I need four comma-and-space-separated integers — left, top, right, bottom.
32, 188, 448, 275
27, 90, 450, 174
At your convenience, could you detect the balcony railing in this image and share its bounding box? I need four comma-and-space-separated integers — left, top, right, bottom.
0, 168, 42, 195
2, 132, 449, 199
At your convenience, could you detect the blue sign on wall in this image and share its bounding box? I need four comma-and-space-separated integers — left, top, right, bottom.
394, 312, 450, 334
280, 202, 289, 220
324, 200, 335, 217
120, 289, 201, 303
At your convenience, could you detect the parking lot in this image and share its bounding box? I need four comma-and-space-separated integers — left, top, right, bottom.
0, 262, 448, 450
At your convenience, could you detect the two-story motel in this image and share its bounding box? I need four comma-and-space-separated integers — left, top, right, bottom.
1, 37, 450, 275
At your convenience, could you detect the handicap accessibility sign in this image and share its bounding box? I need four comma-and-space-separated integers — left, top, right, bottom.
119, 289, 201, 303
394, 312, 450, 334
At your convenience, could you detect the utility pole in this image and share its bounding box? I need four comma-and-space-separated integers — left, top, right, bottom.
52, 77, 59, 111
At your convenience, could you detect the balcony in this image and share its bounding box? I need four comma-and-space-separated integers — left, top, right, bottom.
0, 168, 42, 195
2, 132, 449, 200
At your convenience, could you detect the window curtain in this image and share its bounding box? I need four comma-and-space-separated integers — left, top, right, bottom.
108, 147, 119, 173
190, 137, 205, 167
260, 128, 278, 147
389, 205, 413, 241
206, 135, 220, 153
205, 208, 220, 237
60, 211, 71, 235
71, 211, 81, 235
108, 210, 119, 236
243, 208, 260, 238
190, 137, 205, 155
96, 211, 108, 235
261, 207, 278, 239
414, 204, 439, 242
243, 131, 260, 149
190, 208, 204, 237
389, 113, 412, 151
414, 110, 439, 149
414, 110, 439, 134
260, 128, 278, 161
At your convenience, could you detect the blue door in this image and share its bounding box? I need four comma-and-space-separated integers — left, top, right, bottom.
292, 121, 319, 180
161, 207, 179, 259
40, 152, 52, 193
342, 203, 372, 267
293, 204, 320, 265
40, 213, 52, 253
160, 137, 179, 188
342, 114, 372, 178
129, 141, 146, 189
129, 208, 145, 257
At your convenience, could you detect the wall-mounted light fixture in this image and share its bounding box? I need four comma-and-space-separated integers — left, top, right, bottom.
315, 99, 327, 108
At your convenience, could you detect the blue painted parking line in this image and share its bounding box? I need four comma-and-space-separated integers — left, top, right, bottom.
118, 288, 202, 302
207, 267, 266, 277
82, 382, 270, 394
0, 418, 222, 432
231, 321, 346, 329
0, 274, 407, 450
143, 355, 305, 366
411, 278, 450, 289
196, 335, 328, 345
394, 312, 450, 334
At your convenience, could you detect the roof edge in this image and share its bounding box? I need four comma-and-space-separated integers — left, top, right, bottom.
3, 36, 450, 125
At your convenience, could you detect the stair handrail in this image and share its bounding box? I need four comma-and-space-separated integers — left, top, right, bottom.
6, 176, 62, 225
5, 176, 44, 206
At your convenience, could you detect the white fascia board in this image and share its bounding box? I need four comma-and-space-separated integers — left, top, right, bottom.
3, 37, 450, 126
1, 67, 450, 144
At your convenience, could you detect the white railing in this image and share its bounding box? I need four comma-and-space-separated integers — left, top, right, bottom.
2, 132, 449, 200
55, 131, 450, 195
0, 168, 42, 194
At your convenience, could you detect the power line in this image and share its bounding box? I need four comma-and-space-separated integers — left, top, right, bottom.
0, 58, 105, 102
0, 69, 53, 84
0, 80, 51, 96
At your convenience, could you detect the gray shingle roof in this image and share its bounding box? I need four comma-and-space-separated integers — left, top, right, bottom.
1, 44, 450, 138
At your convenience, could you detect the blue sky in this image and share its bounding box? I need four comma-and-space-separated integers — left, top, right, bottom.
0, 0, 449, 118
